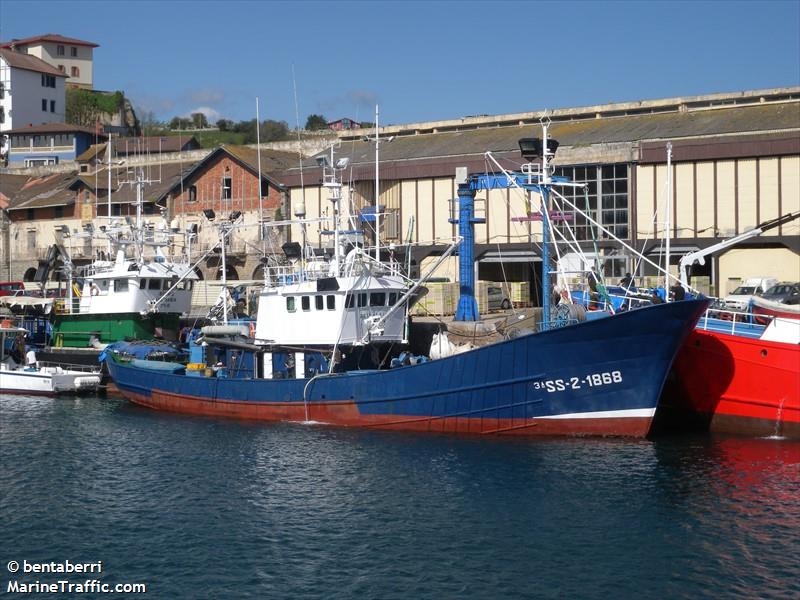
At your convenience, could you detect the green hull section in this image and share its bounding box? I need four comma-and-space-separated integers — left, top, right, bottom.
51, 313, 180, 348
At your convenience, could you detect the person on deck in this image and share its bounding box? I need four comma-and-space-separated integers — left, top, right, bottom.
620, 272, 635, 290
587, 267, 600, 309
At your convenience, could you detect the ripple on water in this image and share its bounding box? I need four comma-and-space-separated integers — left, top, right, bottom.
1, 395, 799, 600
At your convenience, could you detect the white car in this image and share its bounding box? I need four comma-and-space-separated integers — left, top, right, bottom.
723, 277, 778, 311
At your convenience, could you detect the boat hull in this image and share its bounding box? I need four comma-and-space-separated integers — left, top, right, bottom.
668, 329, 800, 438
0, 368, 100, 395
107, 300, 708, 438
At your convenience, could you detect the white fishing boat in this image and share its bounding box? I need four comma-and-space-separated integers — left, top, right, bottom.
0, 325, 101, 395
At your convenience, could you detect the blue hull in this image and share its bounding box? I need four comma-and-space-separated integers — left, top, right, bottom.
106, 299, 708, 437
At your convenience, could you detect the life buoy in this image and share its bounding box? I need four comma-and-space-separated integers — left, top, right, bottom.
91, 284, 100, 296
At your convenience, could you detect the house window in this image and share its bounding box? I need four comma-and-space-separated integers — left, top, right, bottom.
71, 66, 80, 77
42, 99, 47, 111
70, 47, 77, 57
326, 295, 336, 310
50, 100, 55, 113
260, 180, 268, 198
55, 206, 63, 218
188, 185, 197, 202
286, 297, 295, 312
221, 176, 232, 200
301, 296, 310, 311
27, 230, 36, 249
58, 65, 64, 72
27, 209, 34, 220
0, 82, 4, 99
315, 295, 323, 310
0, 107, 4, 124
41, 74, 55, 88
57, 45, 65, 56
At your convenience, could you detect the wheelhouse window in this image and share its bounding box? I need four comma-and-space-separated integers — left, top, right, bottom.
315, 295, 324, 310
370, 292, 386, 306
388, 292, 397, 306
286, 297, 296, 312
358, 293, 367, 308
115, 279, 129, 292
148, 279, 161, 290
326, 295, 336, 310
301, 296, 310, 311
345, 294, 354, 309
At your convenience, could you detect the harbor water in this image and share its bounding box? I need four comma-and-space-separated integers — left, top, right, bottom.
1, 393, 798, 599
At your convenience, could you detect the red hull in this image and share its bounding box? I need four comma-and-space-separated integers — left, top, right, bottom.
670, 329, 800, 438
123, 389, 654, 438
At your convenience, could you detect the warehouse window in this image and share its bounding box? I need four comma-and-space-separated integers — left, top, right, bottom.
552, 164, 629, 240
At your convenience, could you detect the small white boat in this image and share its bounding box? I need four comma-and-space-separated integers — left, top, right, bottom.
0, 325, 101, 395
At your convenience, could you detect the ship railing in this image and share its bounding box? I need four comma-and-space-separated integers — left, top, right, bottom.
36, 361, 101, 373
54, 298, 82, 315
697, 306, 770, 337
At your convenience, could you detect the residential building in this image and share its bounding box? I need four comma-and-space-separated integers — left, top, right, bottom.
0, 47, 67, 155
4, 122, 107, 167
3, 144, 295, 281
1, 34, 98, 89
327, 117, 361, 131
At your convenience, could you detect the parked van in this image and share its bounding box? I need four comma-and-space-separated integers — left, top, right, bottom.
723, 277, 778, 311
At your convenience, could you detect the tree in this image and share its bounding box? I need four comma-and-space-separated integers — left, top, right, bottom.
305, 114, 328, 131
191, 112, 208, 129
216, 118, 233, 132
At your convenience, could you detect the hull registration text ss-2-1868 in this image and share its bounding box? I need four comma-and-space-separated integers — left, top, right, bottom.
532, 371, 624, 393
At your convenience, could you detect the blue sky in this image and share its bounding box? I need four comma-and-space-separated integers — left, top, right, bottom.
1, 0, 798, 127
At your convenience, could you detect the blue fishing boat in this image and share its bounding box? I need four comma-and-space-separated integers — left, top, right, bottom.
105, 125, 708, 437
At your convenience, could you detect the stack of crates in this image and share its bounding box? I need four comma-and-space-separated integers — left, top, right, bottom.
509, 281, 530, 307
413, 282, 458, 316
476, 281, 491, 314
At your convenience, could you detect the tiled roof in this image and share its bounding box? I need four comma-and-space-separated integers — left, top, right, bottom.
6, 172, 79, 210
111, 136, 200, 155
1, 33, 99, 49
0, 174, 31, 210
222, 145, 298, 174
0, 48, 66, 77
3, 122, 107, 137
72, 160, 202, 205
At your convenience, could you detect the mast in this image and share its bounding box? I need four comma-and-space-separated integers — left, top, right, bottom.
665, 142, 672, 301
374, 105, 380, 262
540, 123, 551, 331
256, 97, 264, 255
221, 219, 228, 325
